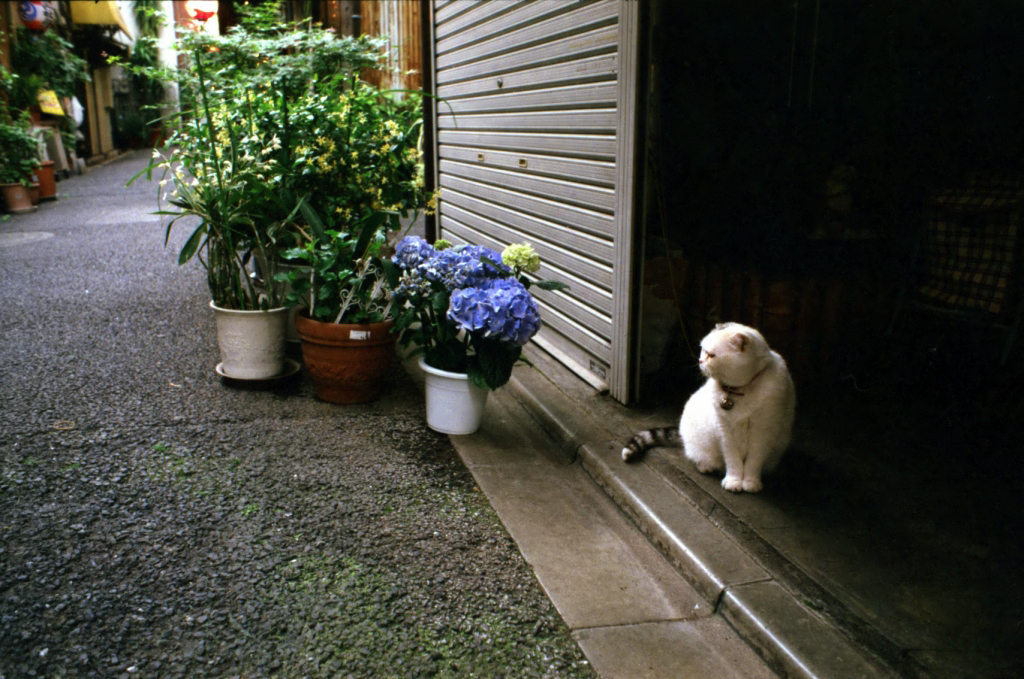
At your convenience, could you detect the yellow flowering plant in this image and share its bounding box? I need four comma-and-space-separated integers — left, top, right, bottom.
128, 1, 432, 318
284, 79, 429, 233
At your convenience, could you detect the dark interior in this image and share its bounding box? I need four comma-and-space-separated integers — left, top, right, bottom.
640, 2, 1024, 673
652, 0, 1024, 268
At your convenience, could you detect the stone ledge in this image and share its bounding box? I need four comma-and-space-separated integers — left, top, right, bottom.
722, 581, 898, 679
506, 345, 911, 679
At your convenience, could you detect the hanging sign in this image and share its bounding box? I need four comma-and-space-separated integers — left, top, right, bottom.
37, 90, 64, 116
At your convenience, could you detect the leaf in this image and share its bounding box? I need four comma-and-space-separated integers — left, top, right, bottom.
318, 283, 336, 301
126, 161, 158, 187
393, 308, 415, 333
354, 211, 387, 259
281, 247, 310, 262
431, 290, 449, 315
467, 361, 489, 391
480, 256, 505, 274
473, 338, 518, 390
380, 258, 400, 289
298, 197, 326, 242
178, 223, 207, 265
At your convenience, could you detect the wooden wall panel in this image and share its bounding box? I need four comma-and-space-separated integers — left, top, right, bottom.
362, 0, 422, 93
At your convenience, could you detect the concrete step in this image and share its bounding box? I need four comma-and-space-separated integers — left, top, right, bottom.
500, 348, 910, 679
441, 376, 779, 679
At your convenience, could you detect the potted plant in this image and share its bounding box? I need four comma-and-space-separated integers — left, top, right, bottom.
136, 48, 293, 380
390, 237, 567, 434
129, 1, 429, 386
0, 65, 41, 214
283, 208, 402, 404
0, 118, 40, 213
275, 74, 431, 402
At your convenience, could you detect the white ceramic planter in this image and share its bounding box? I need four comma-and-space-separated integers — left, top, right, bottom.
210, 301, 289, 379
419, 357, 489, 435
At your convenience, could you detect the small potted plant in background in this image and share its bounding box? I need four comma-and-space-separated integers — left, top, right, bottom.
390, 237, 567, 434
0, 63, 41, 214
10, 27, 90, 168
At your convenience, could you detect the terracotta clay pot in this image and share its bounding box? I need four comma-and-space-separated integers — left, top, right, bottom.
295, 313, 396, 404
36, 161, 57, 201
28, 182, 40, 205
1, 183, 35, 214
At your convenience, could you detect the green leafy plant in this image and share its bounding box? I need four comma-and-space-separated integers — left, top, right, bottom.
0, 62, 41, 186
129, 2, 169, 129
128, 36, 167, 120
282, 78, 427, 234
11, 28, 90, 106
129, 0, 430, 316
115, 110, 149, 147
145, 47, 292, 311
279, 209, 401, 324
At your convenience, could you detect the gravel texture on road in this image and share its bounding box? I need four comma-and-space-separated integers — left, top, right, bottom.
0, 152, 597, 679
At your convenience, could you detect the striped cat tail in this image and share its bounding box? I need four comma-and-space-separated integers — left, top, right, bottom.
621, 427, 682, 462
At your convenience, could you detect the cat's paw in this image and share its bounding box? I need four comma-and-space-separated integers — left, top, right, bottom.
741, 477, 763, 493
621, 447, 638, 462
722, 475, 744, 492
692, 459, 720, 474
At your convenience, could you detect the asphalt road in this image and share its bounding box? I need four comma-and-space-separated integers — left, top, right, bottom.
0, 150, 596, 679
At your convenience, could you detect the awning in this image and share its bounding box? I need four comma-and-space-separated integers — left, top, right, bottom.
70, 1, 131, 37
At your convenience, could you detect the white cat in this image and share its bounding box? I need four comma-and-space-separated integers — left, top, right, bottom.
622, 322, 796, 493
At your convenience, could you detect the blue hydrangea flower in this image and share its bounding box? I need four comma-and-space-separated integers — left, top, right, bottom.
447, 278, 541, 346
393, 236, 435, 271
458, 244, 511, 279
416, 244, 505, 291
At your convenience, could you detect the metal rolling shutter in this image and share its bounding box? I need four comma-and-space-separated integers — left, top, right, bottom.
430, 0, 640, 401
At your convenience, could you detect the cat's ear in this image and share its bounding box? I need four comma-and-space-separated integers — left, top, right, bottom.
729, 332, 748, 352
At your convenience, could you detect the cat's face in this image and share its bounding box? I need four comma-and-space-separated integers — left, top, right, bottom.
698, 323, 768, 386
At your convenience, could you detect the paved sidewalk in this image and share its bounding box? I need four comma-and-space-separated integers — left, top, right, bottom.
402, 358, 779, 679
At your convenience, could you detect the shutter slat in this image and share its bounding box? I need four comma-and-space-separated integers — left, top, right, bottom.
437, 0, 617, 68
441, 82, 618, 114
438, 130, 616, 160
436, 25, 618, 85
440, 174, 614, 238
439, 146, 615, 187
440, 159, 615, 211
437, 54, 617, 100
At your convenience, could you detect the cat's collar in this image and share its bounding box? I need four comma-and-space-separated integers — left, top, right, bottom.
717, 367, 767, 410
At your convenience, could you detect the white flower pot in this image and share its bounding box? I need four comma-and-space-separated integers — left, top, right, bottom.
210, 301, 289, 379
419, 357, 489, 435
